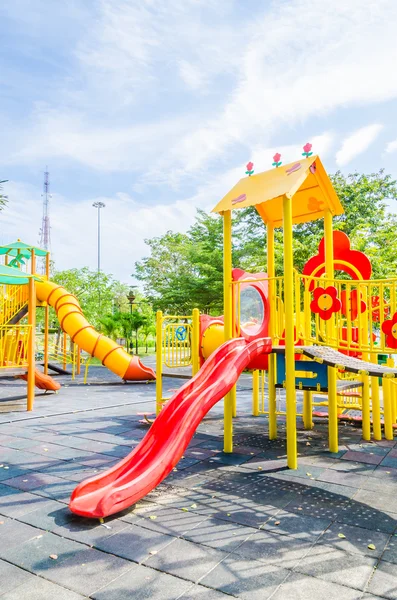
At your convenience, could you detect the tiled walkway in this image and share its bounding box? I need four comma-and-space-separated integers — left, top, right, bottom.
0, 369, 396, 599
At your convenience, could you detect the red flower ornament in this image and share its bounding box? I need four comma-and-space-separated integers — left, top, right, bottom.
310, 286, 342, 321
382, 312, 397, 349
340, 289, 366, 321
302, 142, 313, 158
371, 296, 390, 323
245, 162, 254, 176
272, 153, 282, 167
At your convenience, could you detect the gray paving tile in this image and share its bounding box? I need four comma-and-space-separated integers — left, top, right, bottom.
52, 512, 131, 545
367, 560, 397, 599
0, 518, 43, 555
178, 585, 232, 599
354, 489, 397, 512
294, 544, 377, 591
233, 528, 313, 568
382, 534, 397, 565
0, 575, 87, 599
91, 562, 192, 599
0, 558, 31, 595
18, 499, 71, 531
37, 546, 134, 596
0, 486, 49, 518
133, 506, 208, 536
200, 554, 291, 599
94, 522, 177, 562
319, 522, 390, 558
260, 510, 331, 541
183, 517, 253, 551
271, 571, 363, 599
143, 537, 228, 583
1, 472, 72, 493
0, 466, 32, 482
341, 451, 383, 465
336, 502, 397, 533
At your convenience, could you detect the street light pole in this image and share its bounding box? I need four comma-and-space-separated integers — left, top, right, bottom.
92, 202, 105, 309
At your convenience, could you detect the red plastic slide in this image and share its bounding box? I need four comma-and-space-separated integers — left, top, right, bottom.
69, 336, 272, 518
19, 368, 61, 391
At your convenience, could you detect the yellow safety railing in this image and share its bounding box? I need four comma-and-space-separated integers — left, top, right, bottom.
0, 324, 31, 368
36, 332, 81, 380
156, 310, 200, 414
163, 322, 193, 368
299, 274, 397, 356
0, 284, 29, 326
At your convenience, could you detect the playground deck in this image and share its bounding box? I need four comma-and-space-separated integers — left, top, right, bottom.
0, 367, 396, 599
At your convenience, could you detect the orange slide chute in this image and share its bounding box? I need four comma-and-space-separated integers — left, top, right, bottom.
69, 336, 272, 518
19, 369, 61, 391
36, 280, 156, 382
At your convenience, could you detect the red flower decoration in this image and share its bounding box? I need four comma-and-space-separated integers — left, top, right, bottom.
302, 142, 313, 158
310, 286, 341, 321
245, 161, 254, 176
272, 152, 282, 167
371, 296, 390, 323
381, 311, 397, 349
340, 289, 366, 321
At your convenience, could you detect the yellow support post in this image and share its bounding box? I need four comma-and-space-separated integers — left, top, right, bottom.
44, 252, 50, 375
223, 210, 233, 453
392, 381, 397, 425
267, 222, 277, 439
252, 370, 259, 416
371, 376, 382, 441
361, 375, 371, 441
328, 366, 338, 453
383, 378, 393, 440
303, 391, 313, 430
156, 310, 163, 416
282, 194, 297, 469
191, 308, 200, 377
27, 277, 36, 411
63, 332, 67, 371
324, 210, 335, 344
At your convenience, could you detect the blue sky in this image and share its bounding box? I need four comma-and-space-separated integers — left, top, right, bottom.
1, 0, 397, 283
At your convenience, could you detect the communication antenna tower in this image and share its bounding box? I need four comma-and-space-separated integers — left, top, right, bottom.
38, 168, 52, 272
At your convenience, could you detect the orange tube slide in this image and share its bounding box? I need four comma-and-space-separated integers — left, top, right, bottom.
36, 280, 155, 381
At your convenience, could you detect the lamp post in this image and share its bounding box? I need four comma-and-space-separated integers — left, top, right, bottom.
92, 201, 105, 309
127, 288, 136, 354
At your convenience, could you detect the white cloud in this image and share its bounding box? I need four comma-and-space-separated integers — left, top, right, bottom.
335, 124, 383, 166
3, 0, 397, 184
385, 139, 397, 154
0, 177, 222, 284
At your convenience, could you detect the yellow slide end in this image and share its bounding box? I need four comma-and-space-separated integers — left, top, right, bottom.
36, 280, 155, 381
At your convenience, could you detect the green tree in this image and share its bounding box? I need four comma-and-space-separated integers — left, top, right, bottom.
0, 180, 8, 212
52, 267, 129, 329
134, 169, 397, 313
134, 232, 196, 313
98, 314, 119, 340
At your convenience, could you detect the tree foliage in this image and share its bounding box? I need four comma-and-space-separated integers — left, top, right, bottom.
0, 180, 8, 212
135, 169, 397, 313
52, 267, 129, 329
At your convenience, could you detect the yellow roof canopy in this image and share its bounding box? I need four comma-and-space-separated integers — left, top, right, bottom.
212, 156, 344, 227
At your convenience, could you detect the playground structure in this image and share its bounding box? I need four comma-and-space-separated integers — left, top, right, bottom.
0, 241, 156, 410
69, 151, 397, 519
2, 151, 397, 519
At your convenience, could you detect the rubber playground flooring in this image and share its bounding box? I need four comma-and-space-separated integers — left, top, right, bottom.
0, 367, 396, 599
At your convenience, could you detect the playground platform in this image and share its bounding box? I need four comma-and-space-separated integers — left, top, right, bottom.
0, 368, 396, 599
